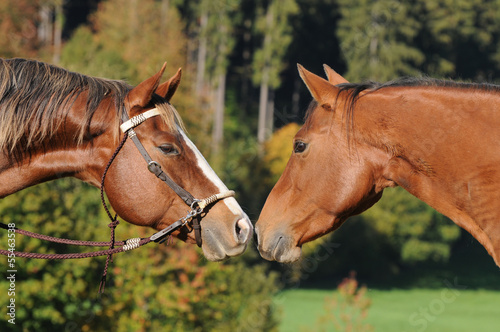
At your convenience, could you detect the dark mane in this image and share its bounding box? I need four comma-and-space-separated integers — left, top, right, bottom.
337, 76, 500, 98
305, 77, 500, 137
0, 58, 131, 161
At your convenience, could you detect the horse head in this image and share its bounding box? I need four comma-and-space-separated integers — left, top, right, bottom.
255, 65, 389, 262
100, 64, 253, 261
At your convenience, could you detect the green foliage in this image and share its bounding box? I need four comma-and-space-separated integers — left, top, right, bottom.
61, 26, 130, 79
338, 0, 500, 81
363, 187, 461, 265
0, 180, 109, 331
212, 122, 302, 219
417, 0, 500, 79
337, 0, 424, 81
60, 0, 206, 139
103, 243, 280, 332
61, 0, 186, 84
211, 133, 271, 219
200, 0, 241, 80
295, 188, 461, 282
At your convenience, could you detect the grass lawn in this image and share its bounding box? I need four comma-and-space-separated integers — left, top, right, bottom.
277, 287, 500, 332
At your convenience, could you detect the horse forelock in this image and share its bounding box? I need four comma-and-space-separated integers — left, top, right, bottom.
150, 94, 185, 134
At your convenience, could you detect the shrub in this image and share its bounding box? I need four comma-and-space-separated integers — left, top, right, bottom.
312, 272, 372, 332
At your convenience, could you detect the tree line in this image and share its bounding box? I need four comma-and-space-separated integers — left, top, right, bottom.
4, 0, 500, 147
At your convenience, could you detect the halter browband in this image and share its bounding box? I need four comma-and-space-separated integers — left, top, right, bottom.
120, 107, 235, 247
120, 108, 162, 133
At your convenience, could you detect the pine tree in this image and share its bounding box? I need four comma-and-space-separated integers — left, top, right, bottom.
253, 0, 298, 143
205, 1, 240, 153
185, 0, 242, 154
337, 0, 424, 81
417, 0, 500, 79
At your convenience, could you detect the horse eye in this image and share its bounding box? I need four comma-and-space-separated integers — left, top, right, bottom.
158, 144, 179, 155
293, 141, 308, 154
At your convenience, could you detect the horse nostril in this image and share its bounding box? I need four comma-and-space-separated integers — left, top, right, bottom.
235, 217, 252, 244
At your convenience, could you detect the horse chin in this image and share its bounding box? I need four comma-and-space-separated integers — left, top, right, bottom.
200, 220, 252, 261
273, 246, 302, 263
201, 242, 249, 262
258, 233, 302, 263
201, 245, 228, 261
201, 241, 249, 262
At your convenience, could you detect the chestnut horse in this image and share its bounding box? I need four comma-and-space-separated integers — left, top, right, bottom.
0, 58, 252, 261
256, 64, 500, 267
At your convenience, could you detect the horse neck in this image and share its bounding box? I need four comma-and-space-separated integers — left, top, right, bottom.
0, 97, 119, 198
355, 87, 500, 166
355, 87, 500, 265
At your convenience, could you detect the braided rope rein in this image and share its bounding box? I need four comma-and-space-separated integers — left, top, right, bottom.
196, 191, 235, 210
0, 237, 149, 260
0, 191, 236, 260
0, 222, 125, 247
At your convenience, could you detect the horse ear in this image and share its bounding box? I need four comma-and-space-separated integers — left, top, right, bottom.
298, 64, 339, 107
126, 62, 167, 109
155, 68, 182, 102
323, 64, 349, 84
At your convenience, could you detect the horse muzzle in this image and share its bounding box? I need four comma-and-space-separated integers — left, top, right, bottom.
255, 227, 302, 263
201, 215, 253, 261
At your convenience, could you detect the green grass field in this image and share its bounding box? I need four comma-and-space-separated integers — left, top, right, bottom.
277, 287, 500, 332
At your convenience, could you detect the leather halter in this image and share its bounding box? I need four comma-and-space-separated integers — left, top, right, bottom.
120, 109, 197, 206
120, 106, 234, 247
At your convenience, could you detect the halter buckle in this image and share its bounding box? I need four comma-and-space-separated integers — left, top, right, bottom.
147, 161, 160, 174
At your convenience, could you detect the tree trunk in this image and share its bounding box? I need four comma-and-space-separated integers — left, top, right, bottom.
241, 18, 252, 112
265, 88, 274, 136
257, 4, 274, 144
160, 0, 170, 39
196, 11, 208, 97
212, 73, 226, 153
52, 1, 63, 64
258, 67, 269, 144
38, 4, 52, 46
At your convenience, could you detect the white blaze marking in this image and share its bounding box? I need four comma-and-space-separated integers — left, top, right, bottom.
179, 128, 242, 216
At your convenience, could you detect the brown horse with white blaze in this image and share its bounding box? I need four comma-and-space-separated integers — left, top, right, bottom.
0, 58, 252, 261
256, 64, 500, 266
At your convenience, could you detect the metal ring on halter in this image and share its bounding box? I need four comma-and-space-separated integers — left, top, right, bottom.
190, 199, 203, 214
147, 161, 160, 173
